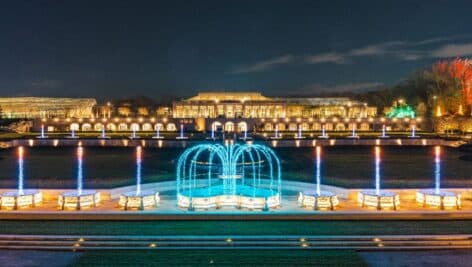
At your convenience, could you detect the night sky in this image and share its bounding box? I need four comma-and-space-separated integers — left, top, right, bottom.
1, 0, 472, 99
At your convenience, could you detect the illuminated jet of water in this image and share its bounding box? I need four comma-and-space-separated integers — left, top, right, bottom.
17, 146, 24, 195
315, 146, 321, 195
375, 146, 381, 195
136, 146, 142, 196
77, 146, 84, 195
434, 146, 441, 194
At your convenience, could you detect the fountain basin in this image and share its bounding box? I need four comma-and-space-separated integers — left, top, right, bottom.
347, 135, 360, 139
178, 185, 280, 210
0, 190, 42, 210
358, 190, 400, 210
119, 191, 160, 210
58, 190, 100, 210
298, 190, 339, 210
416, 189, 461, 209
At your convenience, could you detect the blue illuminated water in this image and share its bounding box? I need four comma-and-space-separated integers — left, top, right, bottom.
77, 147, 83, 195
435, 146, 441, 194
176, 143, 282, 199
136, 146, 142, 195
315, 146, 321, 195
18, 147, 24, 195
375, 146, 381, 195
321, 126, 327, 138
179, 124, 184, 138
40, 125, 45, 138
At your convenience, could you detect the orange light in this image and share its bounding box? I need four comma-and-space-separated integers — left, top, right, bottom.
18, 146, 24, 158
136, 146, 142, 159
316, 146, 321, 157
375, 146, 381, 158
77, 147, 84, 158
435, 146, 441, 157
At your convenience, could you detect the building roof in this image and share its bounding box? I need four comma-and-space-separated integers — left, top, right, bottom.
279, 97, 365, 106
185, 92, 272, 102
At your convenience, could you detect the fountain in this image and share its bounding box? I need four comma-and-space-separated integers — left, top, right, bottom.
298, 146, 339, 210
206, 125, 216, 140
152, 125, 164, 139
379, 124, 389, 138
416, 146, 461, 209
408, 125, 419, 138
239, 127, 251, 140
36, 124, 48, 139
67, 128, 79, 139
176, 124, 188, 139
176, 143, 282, 211
98, 128, 110, 139
270, 125, 282, 139
119, 146, 160, 210
348, 125, 359, 139
129, 127, 139, 139
58, 146, 100, 210
295, 125, 305, 139
0, 146, 42, 209
318, 125, 329, 139
358, 146, 399, 210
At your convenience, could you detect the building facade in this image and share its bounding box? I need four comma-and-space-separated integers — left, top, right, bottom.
0, 97, 97, 119
25, 92, 425, 133
172, 92, 393, 132
173, 92, 377, 120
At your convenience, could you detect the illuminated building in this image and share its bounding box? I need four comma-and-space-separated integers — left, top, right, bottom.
0, 97, 96, 119
29, 92, 425, 133
173, 92, 375, 119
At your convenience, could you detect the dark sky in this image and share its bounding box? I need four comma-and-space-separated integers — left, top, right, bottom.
1, 0, 472, 99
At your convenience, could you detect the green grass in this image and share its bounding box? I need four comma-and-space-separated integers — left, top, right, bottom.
0, 220, 471, 236
71, 250, 366, 267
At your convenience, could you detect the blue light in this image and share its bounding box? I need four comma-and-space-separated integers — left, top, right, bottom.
375, 146, 381, 195
136, 146, 142, 196
18, 146, 24, 195
77, 147, 83, 195
315, 146, 321, 195
176, 143, 282, 209
435, 146, 441, 194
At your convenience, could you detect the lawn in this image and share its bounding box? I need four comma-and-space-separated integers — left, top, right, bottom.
71, 250, 366, 267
